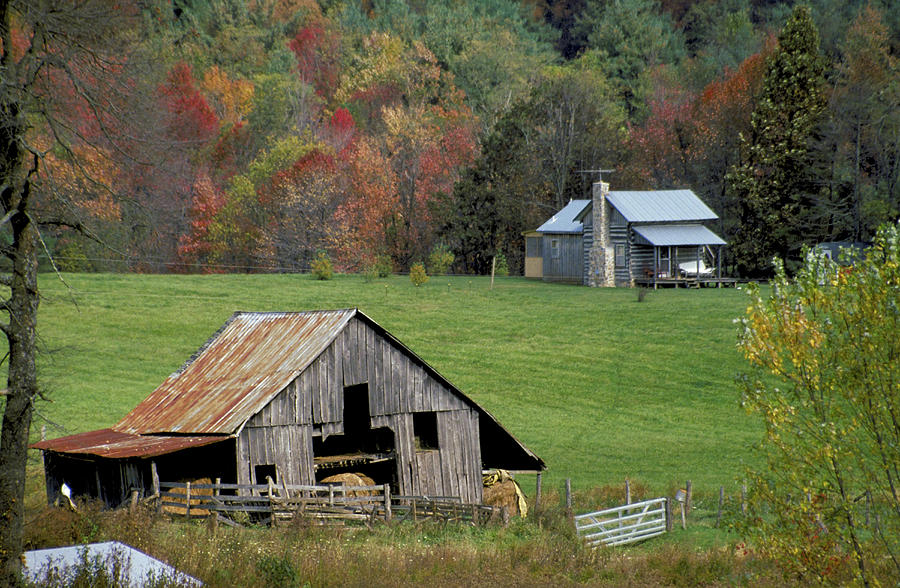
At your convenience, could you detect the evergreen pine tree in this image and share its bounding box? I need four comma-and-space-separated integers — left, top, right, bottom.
727, 5, 826, 277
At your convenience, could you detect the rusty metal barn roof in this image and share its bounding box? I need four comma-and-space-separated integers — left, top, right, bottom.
30, 428, 227, 459
114, 310, 356, 436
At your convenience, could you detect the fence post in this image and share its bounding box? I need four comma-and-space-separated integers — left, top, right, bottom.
665, 498, 673, 532
383, 484, 392, 524
185, 481, 191, 518
565, 478, 572, 516
625, 479, 631, 505
685, 480, 692, 516
716, 486, 724, 527
151, 461, 160, 512
741, 484, 747, 516
534, 473, 542, 512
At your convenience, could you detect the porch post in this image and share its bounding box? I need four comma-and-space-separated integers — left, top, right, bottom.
717, 246, 722, 287
696, 247, 701, 285
653, 246, 658, 290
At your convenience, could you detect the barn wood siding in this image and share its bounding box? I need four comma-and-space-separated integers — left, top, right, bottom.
241, 423, 315, 487
437, 410, 482, 503
243, 317, 483, 501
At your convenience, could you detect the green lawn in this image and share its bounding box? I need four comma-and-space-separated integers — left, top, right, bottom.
26, 272, 760, 499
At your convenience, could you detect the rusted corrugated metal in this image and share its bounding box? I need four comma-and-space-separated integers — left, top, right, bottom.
114, 310, 355, 436
30, 428, 226, 459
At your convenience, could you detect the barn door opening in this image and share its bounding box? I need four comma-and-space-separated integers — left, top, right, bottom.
313, 383, 398, 490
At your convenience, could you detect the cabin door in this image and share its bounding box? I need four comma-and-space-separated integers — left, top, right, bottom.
656, 246, 671, 277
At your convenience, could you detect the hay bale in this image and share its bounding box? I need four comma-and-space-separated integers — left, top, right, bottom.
483, 470, 527, 517
320, 473, 376, 496
163, 477, 212, 516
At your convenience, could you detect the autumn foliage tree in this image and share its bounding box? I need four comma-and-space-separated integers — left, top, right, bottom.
737, 224, 900, 584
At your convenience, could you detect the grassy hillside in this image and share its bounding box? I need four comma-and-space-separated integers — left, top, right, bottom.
27, 273, 759, 499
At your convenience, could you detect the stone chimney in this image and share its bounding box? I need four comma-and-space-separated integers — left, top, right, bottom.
587, 181, 615, 287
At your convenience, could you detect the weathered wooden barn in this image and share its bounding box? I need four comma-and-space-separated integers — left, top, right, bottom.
527, 183, 727, 287
33, 310, 544, 507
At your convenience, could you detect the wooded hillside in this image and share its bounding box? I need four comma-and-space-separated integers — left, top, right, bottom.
17, 0, 900, 277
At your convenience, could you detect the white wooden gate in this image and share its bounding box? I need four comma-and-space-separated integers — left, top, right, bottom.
575, 497, 668, 547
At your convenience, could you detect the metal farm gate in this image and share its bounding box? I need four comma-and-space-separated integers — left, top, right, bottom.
575, 497, 668, 547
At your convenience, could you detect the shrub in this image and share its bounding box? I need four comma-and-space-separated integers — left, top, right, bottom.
55, 240, 93, 272
374, 255, 393, 278
494, 253, 509, 276
427, 244, 454, 276
364, 255, 393, 281
409, 262, 428, 287
256, 555, 300, 588
309, 251, 333, 280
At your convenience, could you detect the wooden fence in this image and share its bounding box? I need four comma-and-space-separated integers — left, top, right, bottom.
156, 480, 503, 527
574, 497, 668, 547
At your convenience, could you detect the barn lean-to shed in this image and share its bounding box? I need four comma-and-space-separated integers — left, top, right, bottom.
32, 310, 544, 508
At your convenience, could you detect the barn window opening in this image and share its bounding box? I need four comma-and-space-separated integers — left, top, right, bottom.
550, 238, 560, 259
254, 464, 277, 484
413, 412, 439, 450
526, 236, 542, 257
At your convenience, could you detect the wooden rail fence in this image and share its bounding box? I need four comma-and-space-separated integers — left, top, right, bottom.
575, 497, 668, 547
156, 481, 503, 527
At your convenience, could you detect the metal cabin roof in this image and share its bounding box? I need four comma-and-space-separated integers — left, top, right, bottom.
633, 224, 727, 246
606, 190, 718, 223
30, 428, 226, 459
115, 310, 355, 435
536, 199, 591, 233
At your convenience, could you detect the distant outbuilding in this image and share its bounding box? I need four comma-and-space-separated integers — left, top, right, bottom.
33, 310, 544, 507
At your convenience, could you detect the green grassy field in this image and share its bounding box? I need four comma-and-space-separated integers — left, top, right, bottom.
26, 272, 759, 500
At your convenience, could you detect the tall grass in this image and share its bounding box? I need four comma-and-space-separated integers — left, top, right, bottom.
24, 499, 785, 587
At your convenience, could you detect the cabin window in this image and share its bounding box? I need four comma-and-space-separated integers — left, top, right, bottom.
413, 412, 439, 450
550, 238, 560, 259
526, 236, 541, 257
615, 244, 626, 268
254, 464, 277, 484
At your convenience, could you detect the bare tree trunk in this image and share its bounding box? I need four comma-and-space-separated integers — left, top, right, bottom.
0, 207, 39, 584
0, 83, 39, 584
